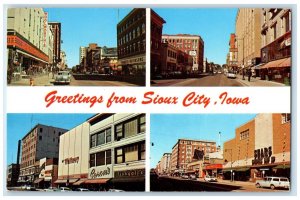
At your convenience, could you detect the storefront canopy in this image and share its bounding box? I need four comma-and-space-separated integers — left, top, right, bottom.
235, 167, 250, 172
73, 179, 87, 186
261, 57, 291, 69
68, 178, 79, 183
84, 179, 110, 184
54, 179, 67, 184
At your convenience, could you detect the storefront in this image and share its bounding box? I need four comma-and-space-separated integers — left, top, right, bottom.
118, 55, 146, 76
110, 168, 145, 191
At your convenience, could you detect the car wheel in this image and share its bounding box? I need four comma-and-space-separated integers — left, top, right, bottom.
255, 183, 260, 188
270, 185, 275, 190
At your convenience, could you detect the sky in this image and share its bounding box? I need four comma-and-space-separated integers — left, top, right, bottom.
154, 8, 238, 65
6, 113, 94, 165
150, 114, 256, 168
44, 8, 132, 68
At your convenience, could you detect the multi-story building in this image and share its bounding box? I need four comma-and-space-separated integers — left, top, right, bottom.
88, 113, 146, 191
160, 42, 178, 75
100, 46, 118, 74
260, 9, 291, 84
49, 22, 61, 67
7, 164, 20, 187
117, 8, 146, 77
162, 34, 204, 73
223, 113, 291, 182
151, 9, 166, 78
158, 153, 171, 175
56, 122, 90, 188
18, 124, 67, 185
235, 9, 262, 73
170, 139, 217, 174
79, 46, 86, 64
227, 33, 238, 72
155, 161, 161, 175
56, 113, 146, 191
86, 43, 101, 73
7, 8, 54, 82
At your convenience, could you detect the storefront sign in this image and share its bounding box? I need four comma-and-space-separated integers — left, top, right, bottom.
63, 157, 79, 164
7, 35, 49, 62
119, 56, 145, 65
252, 146, 275, 165
43, 12, 48, 48
114, 169, 145, 178
88, 166, 112, 179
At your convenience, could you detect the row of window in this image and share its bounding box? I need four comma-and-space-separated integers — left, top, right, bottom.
118, 40, 146, 57
90, 142, 145, 167
90, 114, 146, 149
118, 24, 146, 46
162, 38, 199, 45
167, 50, 177, 59
240, 129, 250, 140
118, 10, 145, 34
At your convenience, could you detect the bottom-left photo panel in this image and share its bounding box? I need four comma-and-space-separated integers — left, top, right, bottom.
6, 113, 146, 192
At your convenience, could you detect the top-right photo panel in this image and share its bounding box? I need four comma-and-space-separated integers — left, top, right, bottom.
151, 8, 292, 87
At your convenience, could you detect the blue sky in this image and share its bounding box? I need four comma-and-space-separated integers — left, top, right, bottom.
6, 113, 94, 165
150, 114, 256, 168
44, 8, 132, 68
154, 8, 238, 65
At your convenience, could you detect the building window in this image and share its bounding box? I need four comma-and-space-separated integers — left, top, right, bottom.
96, 151, 105, 166
90, 134, 96, 148
97, 131, 105, 146
115, 141, 145, 164
285, 14, 290, 33
142, 23, 146, 34
106, 129, 111, 143
40, 128, 43, 132
139, 114, 146, 133
90, 154, 95, 167
106, 150, 111, 165
90, 127, 112, 148
281, 113, 291, 124
39, 136, 42, 141
240, 129, 250, 140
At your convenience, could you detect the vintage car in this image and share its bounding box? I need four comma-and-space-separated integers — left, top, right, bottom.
255, 176, 290, 190
54, 71, 71, 85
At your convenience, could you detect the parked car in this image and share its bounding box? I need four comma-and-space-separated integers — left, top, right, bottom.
54, 71, 71, 85
204, 175, 217, 182
74, 188, 90, 192
44, 187, 59, 192
108, 189, 125, 192
227, 71, 236, 79
58, 187, 72, 192
181, 174, 189, 179
255, 177, 290, 190
189, 174, 197, 180
21, 185, 36, 191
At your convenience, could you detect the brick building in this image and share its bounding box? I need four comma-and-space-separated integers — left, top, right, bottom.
49, 22, 61, 67
157, 153, 171, 175
223, 113, 291, 182
227, 33, 238, 72
170, 139, 217, 174
18, 124, 68, 185
162, 34, 204, 73
117, 8, 146, 77
150, 9, 166, 78
260, 9, 291, 85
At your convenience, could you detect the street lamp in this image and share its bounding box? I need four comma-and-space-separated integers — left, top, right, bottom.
225, 149, 233, 182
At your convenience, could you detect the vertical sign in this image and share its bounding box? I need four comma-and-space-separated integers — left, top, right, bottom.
44, 12, 48, 48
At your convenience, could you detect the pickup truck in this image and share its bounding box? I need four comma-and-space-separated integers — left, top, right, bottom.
255, 176, 290, 190
54, 71, 71, 85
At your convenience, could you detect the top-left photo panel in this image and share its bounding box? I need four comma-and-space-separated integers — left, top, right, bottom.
6, 8, 146, 86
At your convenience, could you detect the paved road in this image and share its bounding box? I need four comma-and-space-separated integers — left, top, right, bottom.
152, 74, 243, 86
151, 176, 289, 192
69, 76, 137, 86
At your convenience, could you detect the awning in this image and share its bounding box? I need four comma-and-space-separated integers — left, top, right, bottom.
68, 178, 79, 183
110, 177, 145, 183
34, 178, 44, 184
54, 179, 67, 184
73, 179, 87, 186
273, 164, 290, 169
16, 49, 48, 64
84, 178, 110, 184
252, 63, 265, 69
261, 57, 291, 69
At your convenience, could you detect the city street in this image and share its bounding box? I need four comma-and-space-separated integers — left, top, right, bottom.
150, 175, 289, 192
151, 73, 286, 87
8, 73, 138, 86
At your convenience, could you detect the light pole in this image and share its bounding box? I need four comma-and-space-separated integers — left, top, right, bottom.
225, 149, 233, 182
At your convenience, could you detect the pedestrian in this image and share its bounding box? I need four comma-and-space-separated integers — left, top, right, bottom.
247, 69, 251, 82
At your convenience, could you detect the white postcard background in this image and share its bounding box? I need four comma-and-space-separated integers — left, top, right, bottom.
1, 0, 299, 199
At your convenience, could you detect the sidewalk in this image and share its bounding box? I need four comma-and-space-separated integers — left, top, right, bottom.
235, 74, 286, 87
9, 73, 55, 86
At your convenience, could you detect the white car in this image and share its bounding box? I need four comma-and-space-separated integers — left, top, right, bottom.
255, 177, 290, 190
74, 188, 90, 192
181, 175, 189, 179
227, 71, 236, 79
204, 175, 217, 182
54, 71, 71, 85
58, 187, 72, 192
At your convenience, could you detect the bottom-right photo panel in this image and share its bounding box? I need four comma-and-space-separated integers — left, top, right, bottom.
150, 113, 291, 192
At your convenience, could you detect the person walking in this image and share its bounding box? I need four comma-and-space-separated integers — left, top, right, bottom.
247, 69, 251, 82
